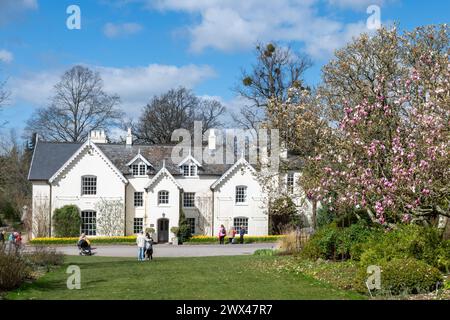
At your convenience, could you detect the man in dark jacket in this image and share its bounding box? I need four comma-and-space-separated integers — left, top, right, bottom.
239, 225, 246, 244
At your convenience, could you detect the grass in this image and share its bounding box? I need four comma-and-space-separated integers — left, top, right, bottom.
6, 255, 364, 300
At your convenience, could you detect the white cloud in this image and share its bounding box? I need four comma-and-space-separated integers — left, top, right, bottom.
328, 0, 388, 11
0, 0, 38, 25
146, 0, 377, 59
0, 50, 14, 63
103, 22, 143, 38
10, 64, 216, 117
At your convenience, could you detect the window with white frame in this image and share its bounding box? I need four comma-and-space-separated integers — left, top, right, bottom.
81, 211, 96, 236
132, 163, 147, 176
81, 176, 97, 195
235, 186, 247, 204
134, 192, 143, 207
181, 164, 197, 177
158, 190, 169, 205
287, 172, 295, 193
234, 217, 248, 235
186, 218, 195, 234
183, 192, 195, 208
133, 218, 143, 234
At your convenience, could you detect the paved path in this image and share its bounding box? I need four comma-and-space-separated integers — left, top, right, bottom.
44, 243, 277, 258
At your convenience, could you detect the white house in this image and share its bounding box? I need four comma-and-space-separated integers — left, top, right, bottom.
28, 130, 312, 242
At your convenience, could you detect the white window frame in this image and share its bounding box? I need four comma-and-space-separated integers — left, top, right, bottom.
131, 162, 147, 176
234, 217, 248, 235
158, 190, 169, 205
181, 163, 198, 177
235, 186, 247, 204
133, 217, 143, 234
183, 192, 196, 208
81, 175, 97, 196
134, 192, 144, 207
81, 211, 97, 236
287, 172, 295, 194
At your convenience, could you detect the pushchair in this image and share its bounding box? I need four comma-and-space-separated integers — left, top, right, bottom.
77, 239, 93, 256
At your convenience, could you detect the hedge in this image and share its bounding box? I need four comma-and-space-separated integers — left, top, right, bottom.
184, 235, 284, 244
29, 236, 137, 245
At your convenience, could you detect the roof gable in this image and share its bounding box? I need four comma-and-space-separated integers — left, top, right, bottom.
48, 140, 128, 184
126, 152, 152, 167
210, 157, 256, 190
145, 166, 182, 191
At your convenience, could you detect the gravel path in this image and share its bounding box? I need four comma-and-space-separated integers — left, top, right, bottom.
36, 243, 278, 258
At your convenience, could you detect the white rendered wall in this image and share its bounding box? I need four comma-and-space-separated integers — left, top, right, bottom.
49, 146, 126, 236
213, 165, 268, 236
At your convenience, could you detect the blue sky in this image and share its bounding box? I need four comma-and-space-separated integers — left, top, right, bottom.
0, 0, 448, 137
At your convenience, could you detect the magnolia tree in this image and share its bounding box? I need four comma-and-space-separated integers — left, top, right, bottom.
306, 38, 449, 227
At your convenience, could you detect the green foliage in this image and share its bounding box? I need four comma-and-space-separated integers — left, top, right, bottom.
316, 205, 334, 229
253, 249, 278, 256
269, 196, 302, 234
0, 201, 20, 221
177, 210, 192, 243
355, 258, 443, 295
301, 221, 383, 261
359, 224, 446, 271
53, 205, 81, 237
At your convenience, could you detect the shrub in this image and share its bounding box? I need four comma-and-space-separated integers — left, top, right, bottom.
269, 196, 301, 234
23, 247, 64, 267
0, 251, 31, 291
177, 211, 192, 243
356, 258, 443, 295
53, 205, 81, 237
359, 224, 446, 270
316, 205, 334, 229
301, 221, 382, 261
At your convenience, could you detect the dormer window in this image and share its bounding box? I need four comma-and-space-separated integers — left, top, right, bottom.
181, 164, 197, 177
178, 153, 201, 178
131, 163, 147, 176
127, 153, 152, 177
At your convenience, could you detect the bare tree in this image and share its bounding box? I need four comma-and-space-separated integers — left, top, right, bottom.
95, 199, 125, 237
32, 198, 50, 238
233, 42, 312, 129
134, 87, 225, 144
0, 77, 10, 127
24, 65, 123, 142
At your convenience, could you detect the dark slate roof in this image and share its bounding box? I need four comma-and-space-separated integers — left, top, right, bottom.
28, 141, 82, 180
28, 141, 234, 181
97, 144, 234, 176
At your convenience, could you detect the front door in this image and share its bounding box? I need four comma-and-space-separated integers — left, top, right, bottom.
157, 218, 169, 243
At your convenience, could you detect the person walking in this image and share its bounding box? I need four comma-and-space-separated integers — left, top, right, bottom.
136, 231, 146, 261
239, 225, 246, 244
15, 232, 23, 252
227, 227, 236, 244
145, 232, 154, 261
218, 225, 226, 245
7, 231, 15, 254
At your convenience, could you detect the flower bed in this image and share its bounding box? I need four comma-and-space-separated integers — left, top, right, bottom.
184, 235, 284, 244
29, 236, 137, 245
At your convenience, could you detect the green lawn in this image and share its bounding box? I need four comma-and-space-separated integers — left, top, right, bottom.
7, 255, 364, 300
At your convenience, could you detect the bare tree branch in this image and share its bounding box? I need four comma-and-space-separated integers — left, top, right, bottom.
24, 65, 124, 142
